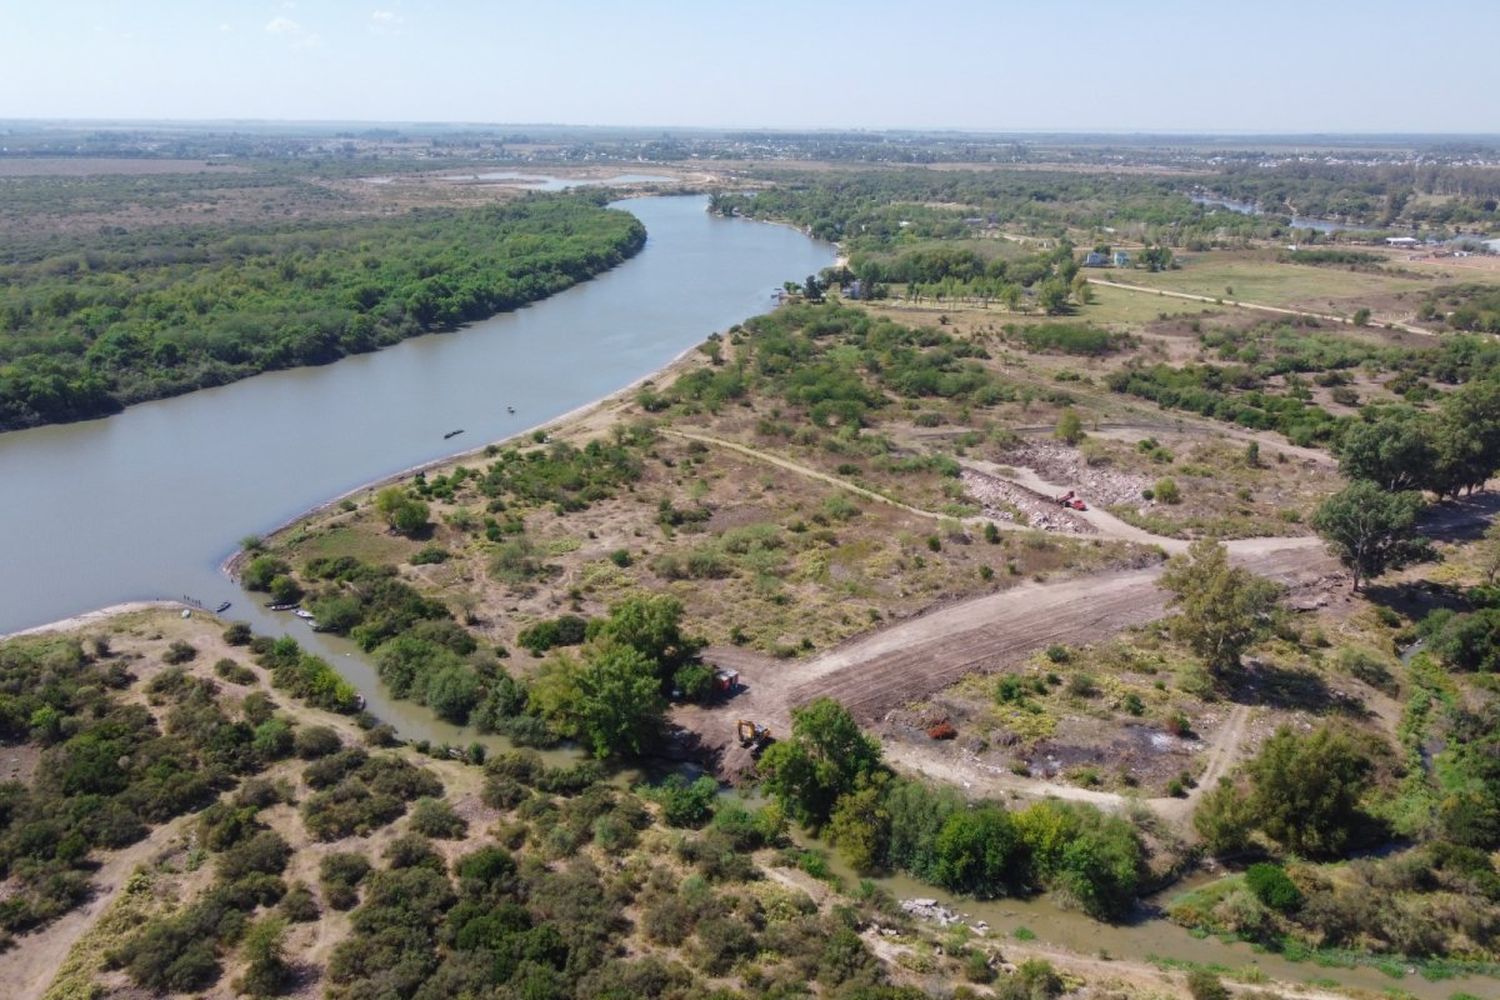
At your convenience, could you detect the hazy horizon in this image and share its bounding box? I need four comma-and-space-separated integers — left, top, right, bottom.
3, 0, 1496, 133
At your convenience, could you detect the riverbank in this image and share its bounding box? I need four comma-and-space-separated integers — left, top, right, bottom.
222, 337, 708, 580
0, 600, 179, 641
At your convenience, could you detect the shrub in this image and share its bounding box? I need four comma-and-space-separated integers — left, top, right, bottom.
1153, 477, 1181, 504
1244, 862, 1302, 912
162, 640, 197, 664
1185, 968, 1231, 1000
408, 797, 468, 839
318, 853, 371, 911
214, 658, 256, 685
646, 774, 720, 828
294, 725, 343, 759
223, 622, 253, 646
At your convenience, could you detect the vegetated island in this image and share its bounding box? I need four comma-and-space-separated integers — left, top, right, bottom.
0, 192, 645, 430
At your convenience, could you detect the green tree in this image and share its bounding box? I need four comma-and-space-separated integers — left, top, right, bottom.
1140, 245, 1173, 272
573, 643, 665, 758
1352, 307, 1371, 327
1337, 408, 1436, 492
1158, 540, 1282, 674
1037, 279, 1070, 315
1054, 408, 1084, 445
826, 778, 890, 872
1433, 379, 1500, 496
1246, 724, 1374, 857
932, 805, 1023, 897
1192, 778, 1255, 856
758, 697, 882, 828
375, 487, 430, 538
1310, 480, 1424, 590
594, 593, 702, 684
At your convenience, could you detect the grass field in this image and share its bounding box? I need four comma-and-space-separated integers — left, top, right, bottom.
1113, 250, 1454, 320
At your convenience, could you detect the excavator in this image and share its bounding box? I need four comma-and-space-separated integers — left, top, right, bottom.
736, 720, 772, 753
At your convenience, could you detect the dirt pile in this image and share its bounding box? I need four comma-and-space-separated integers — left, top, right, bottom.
1002, 440, 1151, 506
960, 469, 1094, 533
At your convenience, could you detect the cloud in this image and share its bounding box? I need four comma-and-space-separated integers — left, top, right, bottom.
369, 9, 404, 35
265, 15, 319, 48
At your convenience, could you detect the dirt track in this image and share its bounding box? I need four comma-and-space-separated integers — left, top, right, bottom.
1086, 277, 1432, 336
682, 534, 1332, 784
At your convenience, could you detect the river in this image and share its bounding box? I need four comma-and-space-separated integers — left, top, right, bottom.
0, 194, 831, 649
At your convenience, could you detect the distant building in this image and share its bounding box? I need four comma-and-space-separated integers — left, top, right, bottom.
1083, 251, 1108, 267
1112, 251, 1131, 267
1385, 236, 1420, 247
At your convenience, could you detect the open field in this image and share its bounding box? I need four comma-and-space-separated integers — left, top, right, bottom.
1108, 249, 1466, 325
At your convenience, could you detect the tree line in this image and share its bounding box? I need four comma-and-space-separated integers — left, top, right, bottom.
0, 194, 646, 430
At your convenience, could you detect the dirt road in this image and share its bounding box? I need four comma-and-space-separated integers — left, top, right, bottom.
683, 535, 1331, 782
1086, 277, 1431, 337
1, 815, 188, 1000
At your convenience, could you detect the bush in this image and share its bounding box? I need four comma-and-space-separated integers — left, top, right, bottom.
1244, 862, 1302, 912
294, 725, 343, 759
214, 658, 256, 685
223, 622, 253, 646
1185, 968, 1230, 1000
646, 774, 720, 828
1153, 477, 1181, 504
162, 640, 197, 665
319, 852, 371, 911
408, 796, 468, 839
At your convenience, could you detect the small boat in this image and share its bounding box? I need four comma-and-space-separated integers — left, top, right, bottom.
444, 429, 464, 440
506, 405, 515, 414
267, 602, 299, 612
293, 608, 316, 620
215, 601, 232, 614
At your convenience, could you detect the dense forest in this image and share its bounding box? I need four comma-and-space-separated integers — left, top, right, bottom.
0, 194, 646, 430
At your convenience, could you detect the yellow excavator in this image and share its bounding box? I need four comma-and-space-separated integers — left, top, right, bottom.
736, 720, 772, 752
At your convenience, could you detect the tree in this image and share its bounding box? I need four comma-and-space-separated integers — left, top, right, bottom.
1054, 408, 1084, 445
1140, 245, 1173, 272
1337, 409, 1437, 492
826, 778, 890, 872
1037, 279, 1070, 315
758, 697, 882, 828
1433, 379, 1500, 496
932, 805, 1022, 897
804, 274, 824, 302
1352, 307, 1371, 327
573, 643, 665, 758
1246, 725, 1374, 857
1158, 540, 1282, 674
375, 487, 429, 538
1193, 778, 1254, 856
594, 593, 701, 684
1311, 481, 1424, 590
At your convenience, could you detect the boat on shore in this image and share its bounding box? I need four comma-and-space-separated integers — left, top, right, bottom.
267, 602, 299, 612
215, 601, 232, 613
292, 608, 315, 620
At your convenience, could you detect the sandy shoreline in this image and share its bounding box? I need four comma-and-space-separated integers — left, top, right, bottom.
0, 601, 182, 641
222, 337, 709, 578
